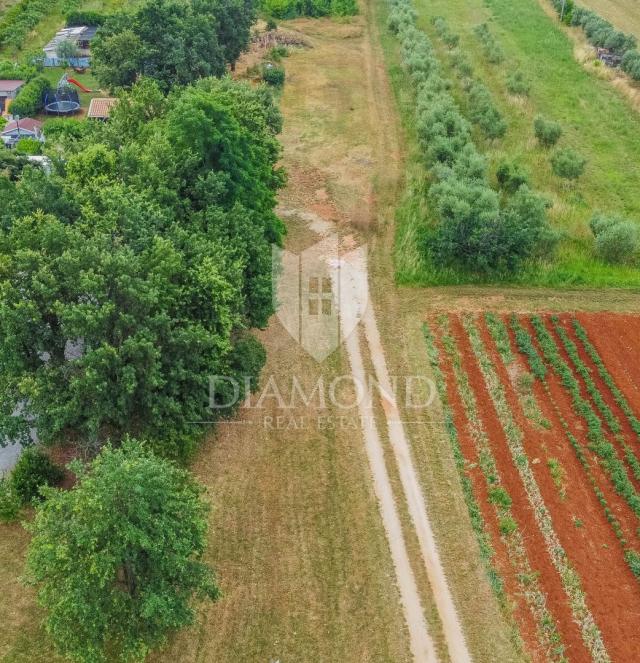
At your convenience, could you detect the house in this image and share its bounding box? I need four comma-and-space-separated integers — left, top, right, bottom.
0, 80, 25, 114
87, 97, 117, 120
43, 26, 98, 67
1, 118, 44, 148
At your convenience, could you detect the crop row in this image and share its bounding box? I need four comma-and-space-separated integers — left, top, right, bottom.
463, 315, 608, 661
437, 317, 565, 660
510, 316, 640, 577
530, 316, 640, 520
423, 324, 507, 601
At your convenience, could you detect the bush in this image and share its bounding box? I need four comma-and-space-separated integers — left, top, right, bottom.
9, 75, 49, 116
622, 49, 640, 81
0, 478, 21, 523
506, 70, 530, 96
533, 115, 562, 147
265, 17, 278, 31
551, 148, 586, 180
473, 23, 504, 64
496, 161, 529, 193
268, 45, 288, 62
590, 213, 639, 264
262, 64, 285, 86
65, 10, 108, 27
15, 137, 42, 155
468, 81, 507, 139
11, 449, 64, 504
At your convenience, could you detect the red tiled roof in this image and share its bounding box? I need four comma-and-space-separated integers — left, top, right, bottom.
1, 118, 43, 134
88, 98, 117, 119
0, 80, 25, 92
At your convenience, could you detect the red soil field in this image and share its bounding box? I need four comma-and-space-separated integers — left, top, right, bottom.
428, 312, 640, 663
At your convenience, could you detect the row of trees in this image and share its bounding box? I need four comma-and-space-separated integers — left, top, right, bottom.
389, 0, 555, 276
549, 0, 640, 81
1, 1, 287, 659
432, 17, 507, 140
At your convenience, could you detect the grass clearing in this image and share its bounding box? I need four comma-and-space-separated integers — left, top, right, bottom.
390, 0, 640, 286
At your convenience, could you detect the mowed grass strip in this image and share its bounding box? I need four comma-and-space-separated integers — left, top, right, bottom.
405, 0, 640, 286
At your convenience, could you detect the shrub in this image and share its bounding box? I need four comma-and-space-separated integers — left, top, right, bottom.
473, 23, 504, 64
262, 64, 285, 86
468, 81, 507, 139
496, 161, 529, 193
533, 115, 562, 147
506, 70, 530, 96
499, 515, 517, 535
622, 49, 640, 81
590, 213, 639, 264
15, 137, 42, 155
0, 478, 21, 523
450, 50, 473, 78
265, 17, 278, 31
9, 75, 49, 116
65, 10, 108, 27
551, 148, 586, 180
269, 45, 288, 61
11, 449, 64, 504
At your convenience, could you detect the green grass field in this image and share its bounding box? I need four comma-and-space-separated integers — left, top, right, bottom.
392, 0, 640, 287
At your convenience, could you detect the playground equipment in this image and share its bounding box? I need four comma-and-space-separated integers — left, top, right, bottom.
43, 73, 85, 115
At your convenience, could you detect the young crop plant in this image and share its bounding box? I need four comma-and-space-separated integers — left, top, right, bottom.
437, 316, 566, 660
511, 319, 632, 556
530, 317, 640, 521
423, 323, 507, 603
572, 320, 640, 441
485, 314, 549, 429
463, 315, 609, 661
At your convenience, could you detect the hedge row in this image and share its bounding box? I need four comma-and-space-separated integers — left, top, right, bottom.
549, 0, 640, 81
388, 0, 554, 276
9, 75, 49, 116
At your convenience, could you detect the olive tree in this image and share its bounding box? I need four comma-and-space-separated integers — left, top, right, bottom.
25, 441, 220, 663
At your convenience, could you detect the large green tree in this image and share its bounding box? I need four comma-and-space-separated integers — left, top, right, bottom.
0, 79, 283, 458
25, 441, 220, 663
92, 0, 256, 91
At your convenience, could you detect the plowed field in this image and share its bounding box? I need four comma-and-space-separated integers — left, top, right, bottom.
426, 312, 640, 663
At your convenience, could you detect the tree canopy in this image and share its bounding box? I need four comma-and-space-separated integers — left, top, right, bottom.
25, 441, 220, 663
91, 0, 256, 91
0, 78, 284, 459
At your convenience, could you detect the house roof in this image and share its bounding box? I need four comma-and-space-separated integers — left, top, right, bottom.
0, 80, 25, 92
43, 26, 97, 53
1, 118, 43, 135
88, 97, 117, 119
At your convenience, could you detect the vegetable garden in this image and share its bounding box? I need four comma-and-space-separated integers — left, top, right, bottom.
426, 311, 640, 662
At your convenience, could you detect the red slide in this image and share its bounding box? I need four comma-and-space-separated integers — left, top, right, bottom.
67, 77, 92, 93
